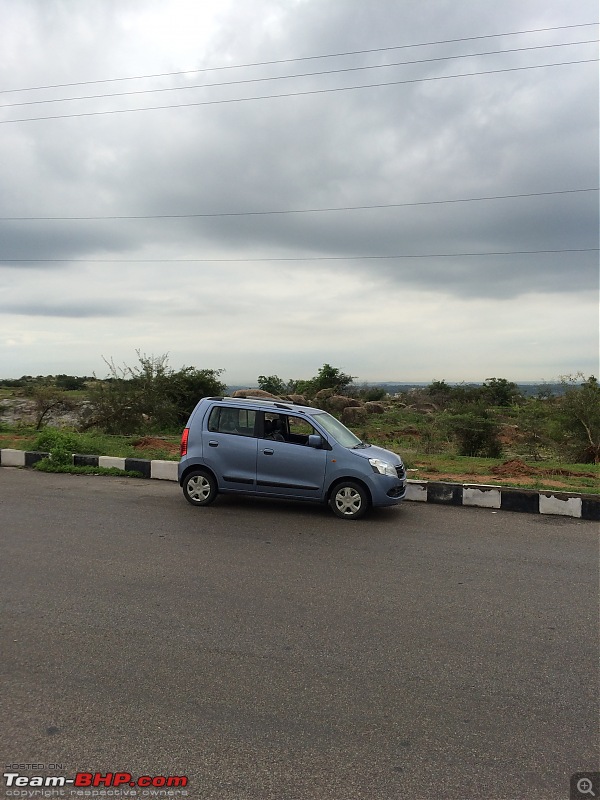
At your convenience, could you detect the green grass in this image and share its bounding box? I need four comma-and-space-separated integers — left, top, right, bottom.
33, 461, 145, 478
0, 426, 180, 461
0, 420, 598, 495
403, 453, 599, 494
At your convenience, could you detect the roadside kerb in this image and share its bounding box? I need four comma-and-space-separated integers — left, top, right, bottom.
1, 448, 598, 521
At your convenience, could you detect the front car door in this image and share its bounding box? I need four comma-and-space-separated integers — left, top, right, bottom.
256, 412, 327, 499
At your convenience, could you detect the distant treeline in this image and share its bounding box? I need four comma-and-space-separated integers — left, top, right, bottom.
1, 358, 598, 463
0, 375, 577, 397
0, 374, 94, 390
361, 382, 570, 398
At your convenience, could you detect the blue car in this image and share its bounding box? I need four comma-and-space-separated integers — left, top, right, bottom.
179, 396, 406, 520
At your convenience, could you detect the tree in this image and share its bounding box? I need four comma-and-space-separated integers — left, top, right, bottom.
25, 386, 77, 429
516, 397, 556, 461
481, 377, 522, 407
446, 404, 503, 458
85, 351, 226, 433
55, 374, 90, 390
287, 364, 355, 399
313, 363, 355, 394
257, 375, 287, 395
558, 374, 600, 463
426, 379, 455, 408
170, 366, 227, 424
356, 385, 387, 401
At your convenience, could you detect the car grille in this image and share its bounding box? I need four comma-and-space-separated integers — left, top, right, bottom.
395, 465, 406, 480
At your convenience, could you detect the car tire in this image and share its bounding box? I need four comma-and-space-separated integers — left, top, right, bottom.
183, 469, 218, 507
329, 481, 369, 520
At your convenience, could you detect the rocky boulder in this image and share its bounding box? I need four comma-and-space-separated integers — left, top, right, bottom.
314, 388, 336, 401
364, 402, 386, 414
327, 395, 363, 412
231, 389, 279, 399
284, 394, 309, 405
341, 405, 368, 424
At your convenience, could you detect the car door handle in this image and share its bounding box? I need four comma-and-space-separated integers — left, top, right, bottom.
263, 448, 274, 455
208, 440, 219, 447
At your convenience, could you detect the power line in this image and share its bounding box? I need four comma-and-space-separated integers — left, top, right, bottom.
2, 22, 597, 95
1, 39, 595, 109
2, 188, 597, 222
2, 249, 597, 264
1, 59, 595, 124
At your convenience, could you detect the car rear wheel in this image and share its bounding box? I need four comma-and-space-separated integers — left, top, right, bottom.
183, 469, 218, 507
329, 481, 369, 520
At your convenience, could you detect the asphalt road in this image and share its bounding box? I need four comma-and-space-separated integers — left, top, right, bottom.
1, 468, 598, 800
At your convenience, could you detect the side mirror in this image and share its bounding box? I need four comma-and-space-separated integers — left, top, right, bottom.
308, 434, 323, 449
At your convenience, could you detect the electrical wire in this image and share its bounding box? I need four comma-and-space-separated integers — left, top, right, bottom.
1, 59, 596, 124
2, 249, 597, 264
1, 188, 597, 222
2, 22, 597, 94
0, 40, 596, 109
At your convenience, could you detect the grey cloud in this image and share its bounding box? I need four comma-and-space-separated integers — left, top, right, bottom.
0, 0, 596, 379
0, 299, 129, 317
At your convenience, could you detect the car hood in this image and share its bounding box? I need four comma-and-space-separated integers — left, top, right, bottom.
349, 443, 403, 466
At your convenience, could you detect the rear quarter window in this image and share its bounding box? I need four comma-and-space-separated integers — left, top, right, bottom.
207, 406, 256, 436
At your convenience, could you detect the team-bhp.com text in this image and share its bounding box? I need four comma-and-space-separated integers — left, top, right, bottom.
3, 773, 188, 789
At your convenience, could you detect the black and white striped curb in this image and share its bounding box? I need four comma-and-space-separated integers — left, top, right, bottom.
1, 448, 598, 521
0, 448, 177, 480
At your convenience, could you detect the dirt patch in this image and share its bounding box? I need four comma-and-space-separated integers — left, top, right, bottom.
491, 458, 596, 479
411, 457, 598, 493
415, 471, 594, 491
131, 436, 180, 455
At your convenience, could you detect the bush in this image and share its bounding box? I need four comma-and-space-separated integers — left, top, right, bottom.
446, 406, 503, 458
257, 375, 287, 395
24, 386, 77, 429
85, 352, 226, 434
33, 428, 79, 453
360, 387, 387, 402
290, 364, 355, 398
557, 375, 600, 463
32, 429, 79, 467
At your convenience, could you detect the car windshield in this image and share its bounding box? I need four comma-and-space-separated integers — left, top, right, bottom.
313, 411, 363, 448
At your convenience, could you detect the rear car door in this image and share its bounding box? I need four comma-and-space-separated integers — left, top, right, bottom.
204, 405, 258, 492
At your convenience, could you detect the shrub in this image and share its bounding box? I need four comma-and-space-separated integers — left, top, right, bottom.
557, 375, 600, 463
446, 406, 503, 458
32, 429, 79, 467
33, 428, 79, 453
85, 351, 226, 434
24, 386, 77, 429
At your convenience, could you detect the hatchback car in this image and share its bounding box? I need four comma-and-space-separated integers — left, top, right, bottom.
178, 396, 406, 519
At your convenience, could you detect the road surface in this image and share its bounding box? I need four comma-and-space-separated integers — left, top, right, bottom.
1, 468, 598, 799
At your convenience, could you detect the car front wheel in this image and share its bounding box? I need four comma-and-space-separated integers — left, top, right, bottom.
329, 481, 369, 520
183, 470, 218, 507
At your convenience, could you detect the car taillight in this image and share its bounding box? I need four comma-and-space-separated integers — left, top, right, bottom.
180, 428, 189, 456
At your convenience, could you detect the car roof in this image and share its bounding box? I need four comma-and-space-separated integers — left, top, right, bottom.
203, 396, 321, 415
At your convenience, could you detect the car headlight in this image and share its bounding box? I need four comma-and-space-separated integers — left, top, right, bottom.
369, 458, 397, 477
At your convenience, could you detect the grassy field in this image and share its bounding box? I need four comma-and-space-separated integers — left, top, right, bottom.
0, 427, 180, 461
0, 421, 598, 494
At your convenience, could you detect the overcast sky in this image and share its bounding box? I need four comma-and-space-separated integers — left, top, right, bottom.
0, 0, 598, 385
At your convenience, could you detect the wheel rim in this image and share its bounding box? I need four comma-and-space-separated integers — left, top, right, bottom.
335, 486, 362, 516
187, 475, 211, 501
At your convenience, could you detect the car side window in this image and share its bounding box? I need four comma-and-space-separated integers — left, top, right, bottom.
263, 412, 286, 441
288, 416, 318, 444
263, 413, 318, 445
208, 406, 256, 437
